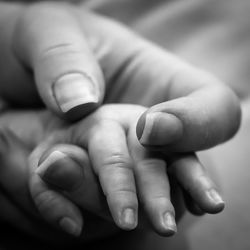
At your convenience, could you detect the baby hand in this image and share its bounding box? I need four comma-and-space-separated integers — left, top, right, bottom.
28, 105, 224, 237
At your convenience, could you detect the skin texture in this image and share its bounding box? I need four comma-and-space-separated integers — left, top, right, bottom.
0, 1, 242, 247
0, 105, 225, 242
0, 2, 240, 143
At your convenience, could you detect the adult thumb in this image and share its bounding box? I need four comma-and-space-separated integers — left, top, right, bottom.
14, 3, 104, 120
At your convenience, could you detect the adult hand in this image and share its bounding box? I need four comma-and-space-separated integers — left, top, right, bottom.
0, 108, 225, 238
1, 2, 240, 145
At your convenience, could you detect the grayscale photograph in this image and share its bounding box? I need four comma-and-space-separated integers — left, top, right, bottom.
0, 0, 249, 249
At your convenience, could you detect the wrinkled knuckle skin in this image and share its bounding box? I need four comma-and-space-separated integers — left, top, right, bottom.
136, 159, 166, 171
33, 189, 58, 212
103, 153, 133, 170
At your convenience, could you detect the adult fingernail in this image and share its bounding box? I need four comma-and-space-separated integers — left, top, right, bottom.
36, 151, 66, 177
59, 217, 82, 237
53, 73, 98, 113
138, 112, 183, 146
162, 212, 177, 235
120, 208, 137, 230
36, 151, 83, 191
206, 189, 225, 207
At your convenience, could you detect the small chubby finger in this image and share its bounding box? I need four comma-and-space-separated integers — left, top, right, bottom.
87, 120, 138, 230
128, 128, 176, 236
168, 153, 225, 214
135, 158, 177, 236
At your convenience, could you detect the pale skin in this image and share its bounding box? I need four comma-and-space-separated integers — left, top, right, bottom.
0, 105, 227, 240
0, 1, 242, 246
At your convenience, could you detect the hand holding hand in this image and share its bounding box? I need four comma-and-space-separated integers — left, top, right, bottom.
0, 105, 225, 238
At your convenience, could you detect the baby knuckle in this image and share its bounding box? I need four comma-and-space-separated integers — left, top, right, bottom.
103, 153, 133, 170
106, 189, 137, 205
136, 158, 166, 171
33, 189, 58, 211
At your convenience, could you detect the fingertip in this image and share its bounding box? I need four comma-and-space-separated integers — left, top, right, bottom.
169, 154, 225, 215
147, 203, 177, 237
119, 208, 138, 230
64, 101, 100, 121
156, 212, 177, 237
107, 194, 138, 231
53, 73, 101, 121
133, 156, 177, 236
203, 189, 225, 214
59, 217, 82, 237
189, 188, 225, 214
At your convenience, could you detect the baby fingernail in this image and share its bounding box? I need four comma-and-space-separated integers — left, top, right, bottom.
59, 217, 81, 236
120, 208, 137, 230
163, 212, 177, 235
36, 151, 67, 177
139, 112, 183, 146
206, 189, 225, 206
53, 73, 99, 113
